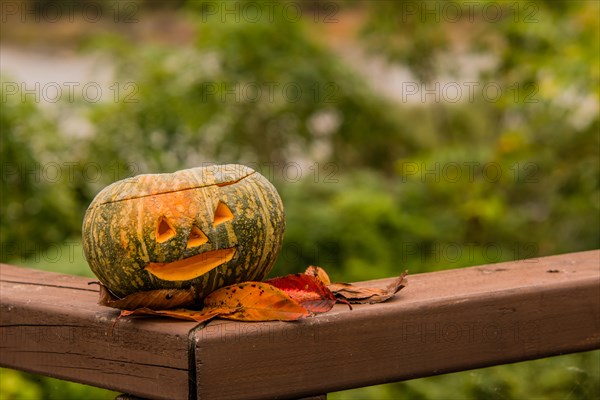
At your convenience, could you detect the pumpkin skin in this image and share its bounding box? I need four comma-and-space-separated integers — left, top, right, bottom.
82, 164, 285, 299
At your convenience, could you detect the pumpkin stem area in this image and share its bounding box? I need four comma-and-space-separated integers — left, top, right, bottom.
145, 247, 236, 281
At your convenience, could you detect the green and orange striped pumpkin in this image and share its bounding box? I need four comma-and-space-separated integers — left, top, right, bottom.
82, 164, 285, 299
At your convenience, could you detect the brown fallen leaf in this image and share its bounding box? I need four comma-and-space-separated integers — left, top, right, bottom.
105, 267, 407, 323
120, 307, 229, 323
120, 281, 310, 323
326, 271, 408, 304
266, 273, 337, 313
93, 282, 196, 310
304, 266, 331, 285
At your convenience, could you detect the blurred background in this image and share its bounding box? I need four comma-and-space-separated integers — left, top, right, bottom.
1, 0, 598, 398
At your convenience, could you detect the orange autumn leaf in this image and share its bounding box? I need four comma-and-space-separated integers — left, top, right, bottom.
107, 266, 408, 323
204, 281, 310, 322
118, 282, 310, 323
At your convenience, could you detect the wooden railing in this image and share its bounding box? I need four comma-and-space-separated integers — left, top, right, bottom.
1, 250, 599, 399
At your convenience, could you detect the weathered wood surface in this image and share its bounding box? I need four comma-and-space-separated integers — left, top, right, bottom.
1, 250, 599, 400
193, 250, 600, 399
0, 265, 197, 400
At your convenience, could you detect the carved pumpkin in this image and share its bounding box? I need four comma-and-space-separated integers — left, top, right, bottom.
82, 164, 285, 299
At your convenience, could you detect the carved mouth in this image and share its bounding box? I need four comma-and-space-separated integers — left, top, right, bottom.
145, 248, 236, 281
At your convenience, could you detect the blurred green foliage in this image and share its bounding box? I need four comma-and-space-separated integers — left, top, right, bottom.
84, 4, 419, 174
331, 349, 600, 399
0, 368, 115, 400
1, 0, 598, 399
0, 89, 82, 258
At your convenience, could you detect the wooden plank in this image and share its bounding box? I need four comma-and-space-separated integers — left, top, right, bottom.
193, 250, 600, 400
0, 264, 198, 400
2, 251, 598, 400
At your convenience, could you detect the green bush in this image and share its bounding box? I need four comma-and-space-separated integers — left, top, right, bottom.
0, 82, 82, 263
331, 350, 600, 400
0, 368, 115, 400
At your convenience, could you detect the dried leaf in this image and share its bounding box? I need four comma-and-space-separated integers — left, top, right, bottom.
304, 265, 331, 285
205, 281, 311, 321
94, 282, 118, 305
120, 307, 228, 323
266, 273, 336, 313
94, 282, 196, 310
110, 281, 310, 323
328, 271, 408, 304
103, 268, 407, 324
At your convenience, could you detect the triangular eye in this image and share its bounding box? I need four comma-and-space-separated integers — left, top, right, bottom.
187, 226, 209, 248
213, 201, 234, 226
156, 216, 176, 243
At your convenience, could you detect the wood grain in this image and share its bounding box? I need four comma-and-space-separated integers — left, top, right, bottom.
1, 251, 598, 400
193, 250, 600, 400
0, 265, 198, 400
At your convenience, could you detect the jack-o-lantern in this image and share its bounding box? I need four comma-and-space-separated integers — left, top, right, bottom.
82, 164, 285, 299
